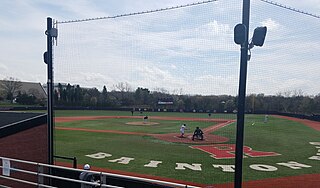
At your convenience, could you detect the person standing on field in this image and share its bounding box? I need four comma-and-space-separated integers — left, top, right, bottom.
180, 123, 187, 138
264, 114, 269, 123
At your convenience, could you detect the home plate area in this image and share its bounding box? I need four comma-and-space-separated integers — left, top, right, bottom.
153, 133, 229, 144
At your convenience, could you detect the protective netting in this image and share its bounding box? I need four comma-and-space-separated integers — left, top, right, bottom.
241, 1, 320, 187
53, 0, 320, 187
55, 1, 241, 96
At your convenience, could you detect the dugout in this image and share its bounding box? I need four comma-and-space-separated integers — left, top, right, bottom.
0, 112, 48, 188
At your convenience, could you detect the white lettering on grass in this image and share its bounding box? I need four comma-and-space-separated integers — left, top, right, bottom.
250, 164, 277, 172
85, 142, 320, 172
108, 157, 134, 164
309, 142, 320, 161
86, 152, 112, 159
309, 156, 320, 160
212, 164, 235, 172
277, 161, 311, 169
309, 142, 320, 146
175, 163, 202, 171
144, 160, 162, 168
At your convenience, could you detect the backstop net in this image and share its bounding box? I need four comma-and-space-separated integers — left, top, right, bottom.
52, 0, 320, 187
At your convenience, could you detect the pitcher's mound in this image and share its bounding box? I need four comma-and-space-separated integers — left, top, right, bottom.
126, 121, 159, 126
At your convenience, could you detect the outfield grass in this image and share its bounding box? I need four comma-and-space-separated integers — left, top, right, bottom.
54, 111, 320, 185
50, 110, 236, 119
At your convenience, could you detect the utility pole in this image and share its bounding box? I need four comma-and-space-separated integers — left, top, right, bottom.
45, 17, 56, 166
234, 0, 250, 188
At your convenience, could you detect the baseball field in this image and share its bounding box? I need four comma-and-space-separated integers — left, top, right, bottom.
53, 110, 320, 187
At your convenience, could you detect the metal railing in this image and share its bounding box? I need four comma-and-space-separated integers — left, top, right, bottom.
0, 156, 200, 188
53, 155, 77, 168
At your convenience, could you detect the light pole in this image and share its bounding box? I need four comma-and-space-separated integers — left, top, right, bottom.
233, 1, 267, 187
44, 17, 57, 172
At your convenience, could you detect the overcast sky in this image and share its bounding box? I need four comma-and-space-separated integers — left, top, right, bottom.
0, 0, 319, 96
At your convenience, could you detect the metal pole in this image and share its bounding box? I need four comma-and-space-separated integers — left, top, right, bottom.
73, 157, 77, 169
234, 1, 250, 188
46, 17, 54, 166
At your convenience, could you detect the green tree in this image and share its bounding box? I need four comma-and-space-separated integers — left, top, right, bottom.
99, 85, 108, 106
135, 87, 151, 105
74, 85, 83, 105
15, 92, 37, 105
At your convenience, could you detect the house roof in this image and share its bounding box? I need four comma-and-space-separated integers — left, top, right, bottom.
0, 80, 47, 99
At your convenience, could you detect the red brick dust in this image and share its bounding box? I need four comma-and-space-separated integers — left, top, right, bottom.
213, 174, 320, 188
153, 120, 234, 144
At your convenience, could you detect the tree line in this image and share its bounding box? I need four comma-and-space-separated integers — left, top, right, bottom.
52, 82, 320, 115
1, 78, 319, 114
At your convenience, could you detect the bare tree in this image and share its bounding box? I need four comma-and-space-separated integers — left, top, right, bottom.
293, 89, 304, 97
0, 77, 22, 102
113, 82, 132, 92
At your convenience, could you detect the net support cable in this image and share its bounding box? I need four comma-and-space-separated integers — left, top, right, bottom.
259, 0, 320, 19
56, 0, 218, 24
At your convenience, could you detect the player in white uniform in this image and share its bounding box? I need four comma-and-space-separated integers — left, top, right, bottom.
180, 124, 187, 138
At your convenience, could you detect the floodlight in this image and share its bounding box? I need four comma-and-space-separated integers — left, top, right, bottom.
43, 51, 48, 64
252, 26, 267, 47
234, 24, 247, 45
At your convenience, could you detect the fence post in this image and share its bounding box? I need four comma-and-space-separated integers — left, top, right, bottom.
73, 157, 77, 169
37, 164, 44, 187
100, 172, 107, 186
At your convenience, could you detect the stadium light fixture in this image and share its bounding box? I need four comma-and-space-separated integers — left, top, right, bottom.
235, 25, 267, 50
43, 51, 48, 64
251, 26, 267, 47
234, 24, 247, 45
234, 25, 267, 61
248, 26, 267, 60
